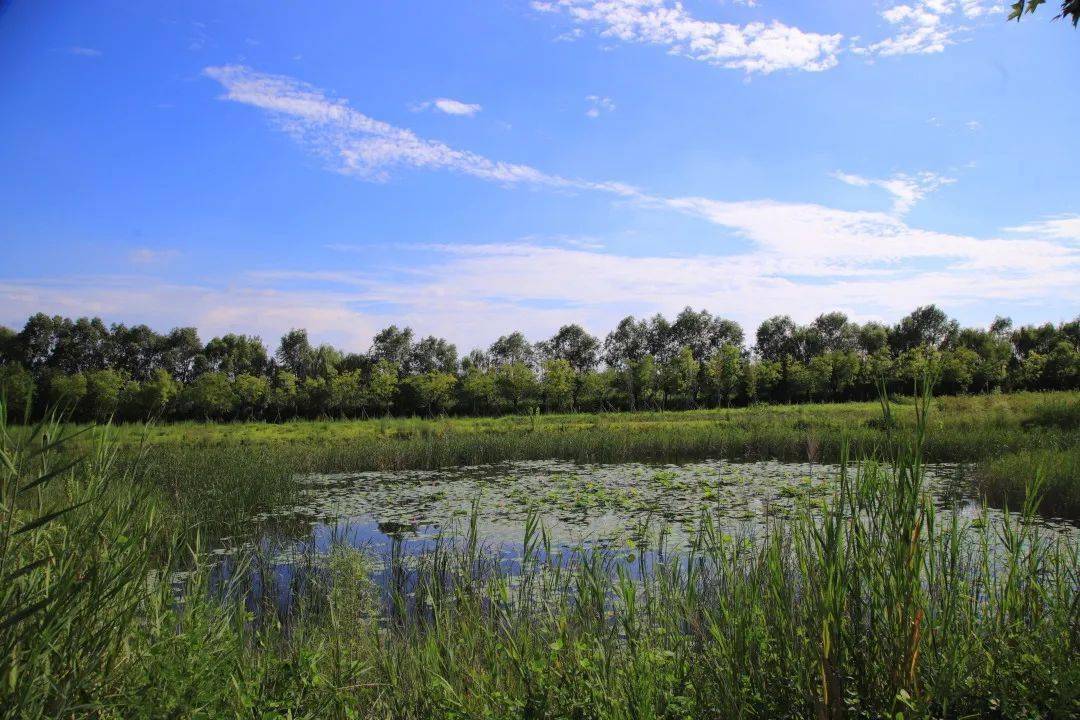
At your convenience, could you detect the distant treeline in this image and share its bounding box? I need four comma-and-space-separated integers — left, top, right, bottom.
0, 306, 1077, 422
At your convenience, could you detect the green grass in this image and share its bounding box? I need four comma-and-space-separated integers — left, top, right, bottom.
3, 391, 1078, 718
979, 446, 1080, 520
90, 391, 1078, 533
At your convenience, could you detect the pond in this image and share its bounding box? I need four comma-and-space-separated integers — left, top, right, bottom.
242, 458, 1078, 561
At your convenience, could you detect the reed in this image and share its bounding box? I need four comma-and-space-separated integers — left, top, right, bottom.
2, 387, 1078, 718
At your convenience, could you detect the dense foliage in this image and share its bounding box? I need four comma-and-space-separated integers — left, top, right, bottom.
1010, 0, 1080, 25
1, 306, 1077, 422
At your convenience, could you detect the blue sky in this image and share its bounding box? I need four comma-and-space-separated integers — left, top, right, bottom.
1, 0, 1077, 351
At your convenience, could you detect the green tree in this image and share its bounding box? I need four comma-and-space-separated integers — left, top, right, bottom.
160, 327, 203, 383
203, 334, 269, 378
660, 346, 699, 409
184, 372, 236, 420
0, 364, 35, 420
603, 316, 649, 411
1016, 351, 1047, 390
84, 369, 127, 422
276, 329, 315, 379
495, 362, 537, 412
631, 355, 658, 410
410, 336, 458, 374
938, 348, 979, 395
1043, 340, 1080, 390
539, 324, 600, 374
367, 360, 399, 415
267, 371, 299, 419
47, 373, 88, 410
828, 351, 861, 401
370, 326, 415, 371
489, 332, 536, 369
329, 370, 366, 417
577, 369, 617, 412
459, 366, 496, 415
233, 373, 269, 419
755, 316, 797, 363
408, 372, 458, 417
704, 344, 742, 407
806, 354, 833, 402
890, 305, 959, 353
895, 347, 942, 394
541, 358, 575, 412
300, 376, 332, 417
128, 368, 180, 420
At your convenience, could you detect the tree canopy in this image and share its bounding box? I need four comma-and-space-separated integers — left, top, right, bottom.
1, 305, 1077, 423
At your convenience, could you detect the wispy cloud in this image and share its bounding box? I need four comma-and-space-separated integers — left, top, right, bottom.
204, 65, 636, 195
5, 224, 1077, 352
202, 65, 1078, 293
412, 98, 483, 116
856, 1, 1004, 57
68, 46, 102, 58
1004, 215, 1080, 242
531, 0, 843, 74
585, 95, 615, 118
831, 170, 955, 215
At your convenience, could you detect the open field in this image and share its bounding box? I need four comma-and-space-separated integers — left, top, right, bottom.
3, 389, 1079, 718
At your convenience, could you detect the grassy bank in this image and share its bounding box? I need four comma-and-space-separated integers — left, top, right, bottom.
3, 393, 1078, 718
973, 395, 1080, 520
99, 391, 1079, 531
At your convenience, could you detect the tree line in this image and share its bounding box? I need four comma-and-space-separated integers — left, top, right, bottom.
0, 306, 1077, 422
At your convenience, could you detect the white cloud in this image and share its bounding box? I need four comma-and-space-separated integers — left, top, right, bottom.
858, 1, 1003, 57
858, 2, 956, 56
831, 170, 955, 215
585, 94, 616, 118
533, 0, 843, 74
965, 120, 982, 131
0, 276, 380, 351
201, 66, 1078, 294
68, 46, 102, 58
414, 98, 483, 116
1004, 215, 1080, 242
961, 1, 1004, 18
205, 65, 572, 185
5, 224, 1077, 352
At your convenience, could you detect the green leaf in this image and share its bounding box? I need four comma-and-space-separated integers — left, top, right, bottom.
13, 499, 91, 535
18, 455, 85, 494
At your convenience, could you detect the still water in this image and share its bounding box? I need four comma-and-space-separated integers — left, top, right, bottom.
240, 459, 1077, 560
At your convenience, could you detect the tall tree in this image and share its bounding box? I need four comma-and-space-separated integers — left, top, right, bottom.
410, 336, 458, 374
810, 312, 857, 354
369, 326, 415, 371
890, 305, 959, 353
488, 332, 536, 369
539, 324, 600, 374
160, 327, 203, 383
203, 334, 269, 379
276, 329, 315, 379
755, 315, 797, 362
603, 316, 649, 411
670, 307, 744, 362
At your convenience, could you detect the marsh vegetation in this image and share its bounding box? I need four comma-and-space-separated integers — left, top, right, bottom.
2, 378, 1079, 718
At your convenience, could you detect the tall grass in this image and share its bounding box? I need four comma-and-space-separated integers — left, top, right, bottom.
2, 389, 1078, 717
120, 391, 1080, 537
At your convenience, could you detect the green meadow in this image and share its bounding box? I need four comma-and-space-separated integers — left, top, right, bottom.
3, 389, 1079, 718
96, 391, 1080, 533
